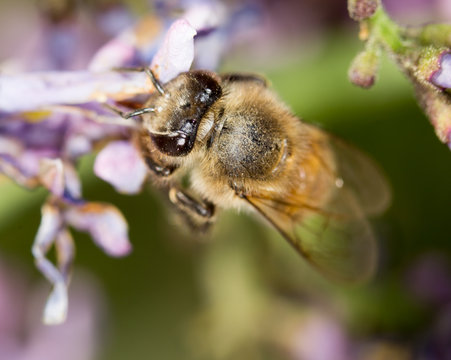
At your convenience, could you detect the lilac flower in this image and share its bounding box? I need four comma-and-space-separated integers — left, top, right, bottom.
405, 252, 451, 306
32, 160, 131, 324
405, 254, 451, 359
267, 301, 411, 360
291, 310, 351, 360
94, 140, 148, 194
0, 0, 257, 324
0, 257, 105, 360
383, 0, 451, 24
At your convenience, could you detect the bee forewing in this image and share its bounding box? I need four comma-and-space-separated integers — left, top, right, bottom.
294, 186, 377, 283
246, 186, 377, 283
328, 135, 391, 216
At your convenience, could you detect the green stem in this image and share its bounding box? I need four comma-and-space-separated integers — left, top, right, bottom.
368, 8, 407, 55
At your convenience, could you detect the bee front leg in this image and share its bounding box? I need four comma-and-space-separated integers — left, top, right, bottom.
168, 187, 216, 232
144, 154, 178, 178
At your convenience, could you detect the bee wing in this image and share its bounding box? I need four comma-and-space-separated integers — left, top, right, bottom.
243, 135, 389, 283
245, 187, 377, 283
328, 136, 391, 216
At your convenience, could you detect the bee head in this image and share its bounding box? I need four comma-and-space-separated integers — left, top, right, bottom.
144, 70, 222, 157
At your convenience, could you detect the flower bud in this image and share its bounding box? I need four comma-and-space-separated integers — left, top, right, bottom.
418, 24, 451, 48
348, 47, 380, 88
348, 0, 379, 21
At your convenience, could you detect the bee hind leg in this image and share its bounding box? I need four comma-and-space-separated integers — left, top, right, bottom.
169, 187, 216, 232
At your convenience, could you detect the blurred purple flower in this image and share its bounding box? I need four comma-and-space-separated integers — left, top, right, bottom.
383, 0, 451, 24
291, 310, 351, 360
0, 257, 105, 360
0, 0, 260, 324
416, 304, 451, 359
405, 253, 451, 306
404, 253, 451, 359
278, 304, 411, 360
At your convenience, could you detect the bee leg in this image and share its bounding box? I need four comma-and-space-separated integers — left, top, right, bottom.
144, 155, 178, 177
169, 187, 216, 232
230, 181, 246, 198
220, 73, 267, 87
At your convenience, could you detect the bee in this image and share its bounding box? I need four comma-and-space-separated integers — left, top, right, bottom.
113, 68, 390, 283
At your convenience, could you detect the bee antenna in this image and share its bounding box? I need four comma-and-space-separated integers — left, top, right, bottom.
113, 66, 166, 96
144, 68, 166, 96
123, 107, 156, 119
103, 103, 155, 125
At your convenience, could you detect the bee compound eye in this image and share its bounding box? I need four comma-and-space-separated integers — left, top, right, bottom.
150, 118, 198, 157
180, 118, 196, 132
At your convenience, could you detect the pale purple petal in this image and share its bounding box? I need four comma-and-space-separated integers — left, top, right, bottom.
151, 19, 197, 83
0, 105, 131, 184
431, 52, 451, 89
32, 204, 63, 259
0, 71, 149, 112
0, 158, 38, 188
88, 37, 137, 72
94, 140, 147, 194
0, 136, 23, 157
38, 159, 81, 200
14, 150, 58, 180
64, 135, 92, 158
89, 15, 166, 71
38, 159, 65, 198
183, 2, 227, 30
65, 203, 131, 257
62, 163, 82, 200
55, 229, 75, 284
32, 204, 68, 325
42, 282, 68, 326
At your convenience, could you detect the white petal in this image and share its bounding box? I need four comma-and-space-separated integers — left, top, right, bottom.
43, 281, 68, 325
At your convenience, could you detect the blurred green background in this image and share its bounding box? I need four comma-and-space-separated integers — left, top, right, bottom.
2, 1, 451, 359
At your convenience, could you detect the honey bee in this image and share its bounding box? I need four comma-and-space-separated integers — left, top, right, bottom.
113, 68, 390, 283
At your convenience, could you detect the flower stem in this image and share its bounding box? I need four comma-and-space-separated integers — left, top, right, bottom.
368, 8, 406, 55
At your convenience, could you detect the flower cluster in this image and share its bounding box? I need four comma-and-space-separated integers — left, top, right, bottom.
348, 0, 451, 148
0, 0, 258, 324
